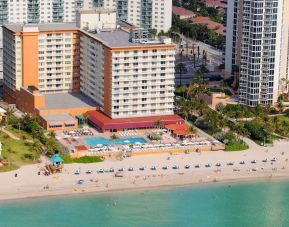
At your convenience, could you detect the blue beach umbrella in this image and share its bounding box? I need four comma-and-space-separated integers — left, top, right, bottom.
50, 154, 64, 164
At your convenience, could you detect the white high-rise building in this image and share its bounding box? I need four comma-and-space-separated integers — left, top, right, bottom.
0, 0, 87, 24
225, 0, 289, 107
0, 0, 171, 31
92, 0, 172, 32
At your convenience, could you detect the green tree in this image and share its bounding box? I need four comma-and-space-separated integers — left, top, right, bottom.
154, 120, 163, 129
45, 137, 58, 155
32, 140, 42, 154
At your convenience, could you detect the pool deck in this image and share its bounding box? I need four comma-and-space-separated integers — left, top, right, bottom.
56, 126, 223, 156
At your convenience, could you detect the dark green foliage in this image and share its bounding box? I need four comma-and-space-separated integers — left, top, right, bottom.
245, 120, 267, 141
172, 16, 225, 49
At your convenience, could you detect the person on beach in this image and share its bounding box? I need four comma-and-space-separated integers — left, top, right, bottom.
14, 173, 18, 178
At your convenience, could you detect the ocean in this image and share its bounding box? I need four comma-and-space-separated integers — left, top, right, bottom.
0, 180, 289, 227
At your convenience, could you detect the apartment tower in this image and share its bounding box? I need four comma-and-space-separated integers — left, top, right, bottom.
225, 0, 289, 106
91, 0, 172, 32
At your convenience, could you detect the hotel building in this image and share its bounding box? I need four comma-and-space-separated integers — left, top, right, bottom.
3, 23, 81, 103
225, 0, 289, 106
0, 0, 172, 83
2, 8, 180, 131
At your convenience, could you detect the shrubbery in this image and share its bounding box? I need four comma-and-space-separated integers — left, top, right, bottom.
214, 132, 248, 151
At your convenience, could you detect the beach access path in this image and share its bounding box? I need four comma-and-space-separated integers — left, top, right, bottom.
0, 141, 289, 201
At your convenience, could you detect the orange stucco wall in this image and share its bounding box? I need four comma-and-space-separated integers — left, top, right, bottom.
103, 47, 112, 117
39, 116, 78, 131
22, 32, 39, 87
16, 88, 45, 115
199, 92, 228, 109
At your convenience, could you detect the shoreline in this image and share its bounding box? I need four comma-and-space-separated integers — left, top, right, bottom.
0, 141, 289, 202
1, 169, 289, 203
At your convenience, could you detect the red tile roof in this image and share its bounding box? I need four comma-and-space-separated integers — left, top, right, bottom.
75, 145, 88, 151
203, 0, 226, 8
190, 17, 225, 35
165, 124, 196, 136
87, 110, 184, 131
172, 6, 194, 17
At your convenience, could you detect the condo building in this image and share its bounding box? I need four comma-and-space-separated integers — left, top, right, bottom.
91, 0, 172, 32
225, 0, 289, 106
2, 8, 178, 131
0, 0, 171, 31
0, 0, 92, 24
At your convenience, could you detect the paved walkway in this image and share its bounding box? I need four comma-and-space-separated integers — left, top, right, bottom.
1, 127, 33, 143
1, 127, 20, 140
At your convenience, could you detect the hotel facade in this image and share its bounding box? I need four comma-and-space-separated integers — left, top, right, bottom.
2, 9, 179, 131
225, 0, 289, 107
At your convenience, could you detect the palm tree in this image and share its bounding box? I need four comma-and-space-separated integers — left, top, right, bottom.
154, 120, 163, 129
277, 101, 284, 113
176, 63, 187, 86
202, 50, 207, 67
32, 140, 42, 154
219, 81, 227, 93
5, 108, 15, 126
188, 124, 196, 133
49, 131, 56, 138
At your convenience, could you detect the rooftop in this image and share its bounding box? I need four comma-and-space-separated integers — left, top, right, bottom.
87, 110, 184, 131
0, 107, 6, 114
172, 6, 194, 17
41, 113, 75, 122
190, 17, 225, 35
77, 7, 116, 14
84, 29, 171, 48
37, 92, 96, 110
4, 22, 78, 33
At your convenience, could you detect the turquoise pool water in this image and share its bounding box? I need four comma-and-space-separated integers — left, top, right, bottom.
84, 137, 147, 146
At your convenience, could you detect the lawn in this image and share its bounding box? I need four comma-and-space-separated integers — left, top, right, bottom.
6, 125, 34, 141
225, 140, 249, 152
0, 132, 40, 172
61, 153, 104, 164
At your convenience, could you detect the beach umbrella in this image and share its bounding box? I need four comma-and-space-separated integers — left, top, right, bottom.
50, 154, 64, 164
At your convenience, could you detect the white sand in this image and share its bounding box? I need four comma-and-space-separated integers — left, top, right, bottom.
0, 141, 289, 201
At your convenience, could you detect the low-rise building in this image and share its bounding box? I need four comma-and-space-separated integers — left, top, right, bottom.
172, 6, 195, 20
190, 17, 225, 36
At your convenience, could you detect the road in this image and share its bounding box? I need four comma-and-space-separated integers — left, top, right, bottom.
175, 32, 224, 68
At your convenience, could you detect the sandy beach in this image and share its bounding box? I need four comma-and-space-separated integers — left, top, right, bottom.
0, 140, 289, 201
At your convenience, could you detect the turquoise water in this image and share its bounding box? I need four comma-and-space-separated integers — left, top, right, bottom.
1, 180, 289, 227
84, 136, 147, 146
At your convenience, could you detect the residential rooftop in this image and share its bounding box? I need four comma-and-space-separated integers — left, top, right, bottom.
83, 29, 173, 48
37, 92, 96, 110
77, 7, 116, 14
172, 6, 195, 17
4, 22, 78, 33
4, 22, 173, 48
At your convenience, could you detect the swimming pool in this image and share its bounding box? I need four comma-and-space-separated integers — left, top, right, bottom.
84, 137, 147, 146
